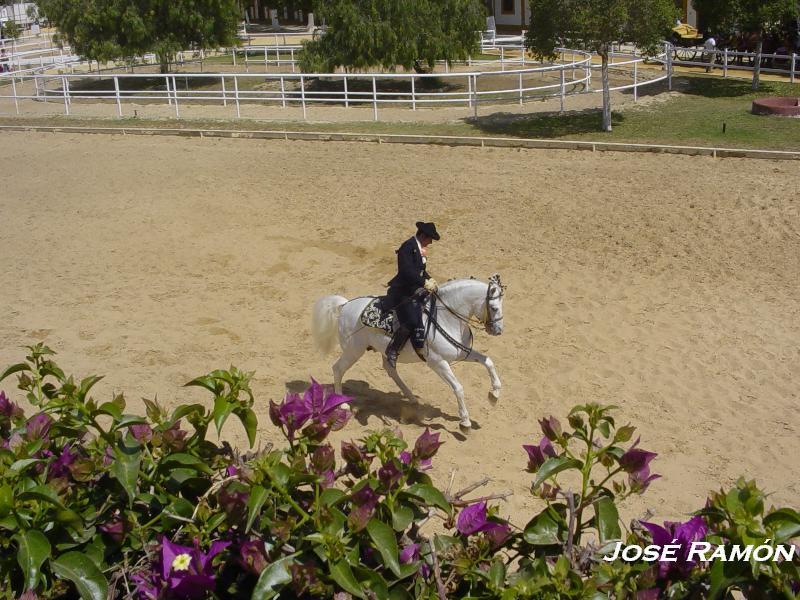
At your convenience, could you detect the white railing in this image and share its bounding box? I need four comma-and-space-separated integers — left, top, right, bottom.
0, 46, 671, 121
671, 48, 798, 83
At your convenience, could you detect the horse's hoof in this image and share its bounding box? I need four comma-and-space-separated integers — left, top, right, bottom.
459, 420, 472, 433
488, 389, 501, 404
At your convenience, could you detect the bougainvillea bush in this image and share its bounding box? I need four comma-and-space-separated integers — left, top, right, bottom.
0, 344, 797, 599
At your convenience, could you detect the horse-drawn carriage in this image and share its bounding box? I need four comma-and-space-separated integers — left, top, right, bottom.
669, 23, 705, 61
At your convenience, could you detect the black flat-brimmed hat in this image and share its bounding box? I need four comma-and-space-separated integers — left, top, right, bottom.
416, 221, 440, 241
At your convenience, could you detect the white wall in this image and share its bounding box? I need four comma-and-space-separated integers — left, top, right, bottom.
493, 0, 526, 28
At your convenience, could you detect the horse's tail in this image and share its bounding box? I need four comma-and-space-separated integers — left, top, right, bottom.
312, 295, 348, 355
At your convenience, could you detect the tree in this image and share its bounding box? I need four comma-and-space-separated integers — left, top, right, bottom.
37, 0, 240, 72
299, 0, 486, 73
526, 0, 676, 132
691, 0, 798, 90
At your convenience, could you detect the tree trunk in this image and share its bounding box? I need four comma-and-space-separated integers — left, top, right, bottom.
752, 37, 762, 91
601, 49, 611, 132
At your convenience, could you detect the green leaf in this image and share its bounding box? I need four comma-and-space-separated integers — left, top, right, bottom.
184, 376, 219, 394
594, 496, 621, 543
10, 458, 44, 472
213, 395, 234, 436
18, 485, 66, 509
251, 554, 297, 600
404, 484, 452, 515
764, 508, 800, 542
0, 362, 30, 381
489, 559, 506, 590
111, 443, 141, 507
169, 404, 207, 423
391, 505, 414, 532
0, 485, 12, 518
113, 415, 149, 431
50, 551, 108, 600
237, 407, 258, 448
708, 558, 748, 600
15, 530, 51, 590
533, 457, 583, 488
330, 561, 367, 599
96, 402, 122, 420
523, 506, 566, 545
160, 452, 213, 475
246, 485, 269, 533
367, 518, 416, 580
320, 488, 346, 506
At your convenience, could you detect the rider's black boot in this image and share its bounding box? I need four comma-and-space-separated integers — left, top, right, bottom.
385, 326, 411, 369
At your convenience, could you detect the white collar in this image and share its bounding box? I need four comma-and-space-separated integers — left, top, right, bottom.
414, 235, 423, 253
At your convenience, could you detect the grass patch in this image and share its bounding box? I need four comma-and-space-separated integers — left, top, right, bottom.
1, 74, 797, 151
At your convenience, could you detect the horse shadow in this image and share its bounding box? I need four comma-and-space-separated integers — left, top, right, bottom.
284, 379, 474, 441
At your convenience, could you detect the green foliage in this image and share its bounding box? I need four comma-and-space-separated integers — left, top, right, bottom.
691, 0, 797, 36
1, 19, 22, 40
0, 347, 797, 599
36, 0, 240, 70
526, 0, 676, 131
298, 0, 486, 72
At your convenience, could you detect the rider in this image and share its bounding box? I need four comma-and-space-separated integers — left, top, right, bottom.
384, 222, 440, 368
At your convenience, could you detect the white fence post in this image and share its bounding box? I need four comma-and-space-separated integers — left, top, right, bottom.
518, 71, 523, 104
559, 67, 565, 113
232, 47, 237, 66
371, 75, 378, 121
723, 48, 728, 78
633, 60, 638, 102
301, 74, 307, 119
61, 75, 69, 115
667, 43, 673, 91
234, 75, 240, 117
166, 76, 172, 106
291, 48, 295, 73
410, 76, 415, 110
172, 75, 179, 117
342, 75, 348, 108
792, 54, 796, 84
467, 74, 473, 108
472, 74, 478, 118
264, 47, 268, 72
221, 76, 227, 106
11, 76, 19, 115
113, 75, 122, 116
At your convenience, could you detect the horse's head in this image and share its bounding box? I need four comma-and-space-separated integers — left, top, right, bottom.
484, 273, 505, 336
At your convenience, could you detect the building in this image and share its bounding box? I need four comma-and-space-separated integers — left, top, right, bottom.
484, 0, 699, 34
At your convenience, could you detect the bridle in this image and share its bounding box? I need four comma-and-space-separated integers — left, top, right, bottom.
433, 277, 506, 329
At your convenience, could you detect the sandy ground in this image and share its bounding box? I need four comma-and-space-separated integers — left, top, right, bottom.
1, 131, 798, 528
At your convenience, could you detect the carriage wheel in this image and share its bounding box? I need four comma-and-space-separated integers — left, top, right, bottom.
674, 47, 697, 62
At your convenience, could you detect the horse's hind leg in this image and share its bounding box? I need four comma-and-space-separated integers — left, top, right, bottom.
333, 346, 365, 396
427, 358, 471, 431
463, 350, 501, 405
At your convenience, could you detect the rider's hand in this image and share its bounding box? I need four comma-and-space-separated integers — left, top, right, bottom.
424, 278, 438, 293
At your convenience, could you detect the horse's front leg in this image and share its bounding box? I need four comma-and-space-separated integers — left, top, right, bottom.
427, 358, 471, 431
464, 350, 501, 404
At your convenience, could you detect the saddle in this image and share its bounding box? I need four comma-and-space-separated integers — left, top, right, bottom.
359, 297, 395, 336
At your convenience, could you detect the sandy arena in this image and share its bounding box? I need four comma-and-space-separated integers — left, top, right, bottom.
1, 131, 798, 524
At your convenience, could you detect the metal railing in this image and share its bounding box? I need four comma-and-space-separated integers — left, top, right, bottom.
672, 48, 798, 83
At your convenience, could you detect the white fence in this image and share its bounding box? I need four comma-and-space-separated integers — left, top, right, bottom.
671, 48, 797, 83
0, 46, 671, 121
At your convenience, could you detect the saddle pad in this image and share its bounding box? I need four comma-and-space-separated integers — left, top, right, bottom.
360, 297, 393, 335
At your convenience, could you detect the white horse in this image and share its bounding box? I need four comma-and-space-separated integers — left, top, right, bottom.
311, 275, 505, 431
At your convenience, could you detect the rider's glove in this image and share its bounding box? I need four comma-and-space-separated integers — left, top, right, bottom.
424, 278, 438, 293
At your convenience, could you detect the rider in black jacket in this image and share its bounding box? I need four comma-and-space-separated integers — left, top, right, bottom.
384, 222, 440, 368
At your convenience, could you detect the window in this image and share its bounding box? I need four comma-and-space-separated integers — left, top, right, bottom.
501, 0, 515, 14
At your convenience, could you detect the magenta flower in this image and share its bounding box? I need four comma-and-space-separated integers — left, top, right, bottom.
99, 513, 130, 544
158, 537, 231, 598
0, 391, 23, 419
25, 412, 53, 441
271, 379, 351, 440
130, 423, 153, 444
399, 450, 411, 465
629, 465, 661, 494
538, 416, 562, 441
457, 501, 489, 535
619, 438, 658, 473
399, 543, 419, 564
218, 485, 249, 516
640, 516, 707, 579
483, 521, 511, 549
378, 460, 402, 490
523, 437, 556, 472
160, 421, 188, 451
49, 444, 79, 480
225, 464, 239, 478
310, 445, 335, 474
413, 429, 443, 460
348, 485, 379, 531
